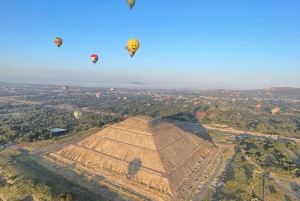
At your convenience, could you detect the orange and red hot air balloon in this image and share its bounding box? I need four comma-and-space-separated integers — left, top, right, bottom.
90, 54, 98, 65
254, 104, 261, 110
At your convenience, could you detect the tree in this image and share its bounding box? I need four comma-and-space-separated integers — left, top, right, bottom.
65, 193, 73, 201
226, 179, 238, 187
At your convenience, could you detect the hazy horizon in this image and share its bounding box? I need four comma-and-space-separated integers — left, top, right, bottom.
1, 80, 298, 91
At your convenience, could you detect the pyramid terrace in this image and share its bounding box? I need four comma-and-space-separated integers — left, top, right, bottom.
50, 116, 220, 201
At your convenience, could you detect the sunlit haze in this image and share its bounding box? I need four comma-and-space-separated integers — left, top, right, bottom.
1, 1, 299, 89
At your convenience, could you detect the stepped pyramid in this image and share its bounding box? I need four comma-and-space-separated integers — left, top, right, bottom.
50, 116, 219, 200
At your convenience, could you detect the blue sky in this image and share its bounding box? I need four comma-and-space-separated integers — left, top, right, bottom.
0, 0, 299, 89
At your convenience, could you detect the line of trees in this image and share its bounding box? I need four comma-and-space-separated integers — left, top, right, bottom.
236, 137, 300, 178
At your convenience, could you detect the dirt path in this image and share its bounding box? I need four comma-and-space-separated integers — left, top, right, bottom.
29, 136, 90, 155
7, 142, 34, 149
194, 155, 223, 200
0, 194, 6, 201
0, 97, 41, 105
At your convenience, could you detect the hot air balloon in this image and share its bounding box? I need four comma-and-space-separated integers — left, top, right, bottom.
90, 54, 98, 65
117, 96, 120, 100
254, 104, 261, 110
125, 39, 140, 58
271, 107, 280, 115
54, 37, 62, 48
96, 93, 101, 98
62, 86, 68, 91
124, 97, 127, 100
74, 111, 83, 120
127, 0, 135, 10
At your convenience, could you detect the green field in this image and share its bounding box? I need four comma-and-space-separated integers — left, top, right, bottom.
208, 131, 227, 138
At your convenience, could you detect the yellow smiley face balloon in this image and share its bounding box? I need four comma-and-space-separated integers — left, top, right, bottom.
127, 39, 140, 53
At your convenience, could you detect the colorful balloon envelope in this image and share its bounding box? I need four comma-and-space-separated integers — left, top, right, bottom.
96, 93, 101, 98
54, 37, 63, 48
62, 86, 68, 90
90, 54, 98, 64
74, 111, 83, 120
254, 104, 261, 110
271, 107, 280, 114
125, 39, 140, 58
127, 0, 135, 10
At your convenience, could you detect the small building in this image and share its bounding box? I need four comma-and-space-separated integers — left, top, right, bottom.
52, 128, 67, 135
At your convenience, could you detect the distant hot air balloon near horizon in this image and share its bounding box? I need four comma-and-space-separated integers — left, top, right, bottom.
54, 37, 62, 48
254, 104, 261, 110
74, 111, 83, 120
62, 86, 68, 91
127, 0, 135, 10
90, 54, 98, 65
96, 93, 101, 98
271, 107, 280, 115
125, 39, 140, 58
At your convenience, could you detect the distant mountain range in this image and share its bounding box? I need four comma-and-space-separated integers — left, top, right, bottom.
129, 81, 147, 85
265, 87, 299, 90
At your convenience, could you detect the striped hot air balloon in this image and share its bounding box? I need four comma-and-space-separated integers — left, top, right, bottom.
96, 93, 100, 98
54, 37, 62, 48
90, 54, 98, 65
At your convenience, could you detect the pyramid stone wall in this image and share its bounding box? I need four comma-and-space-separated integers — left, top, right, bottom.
50, 116, 219, 200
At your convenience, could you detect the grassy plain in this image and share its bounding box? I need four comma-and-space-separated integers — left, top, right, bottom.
0, 149, 110, 201
0, 148, 138, 201
208, 131, 227, 139
23, 127, 102, 152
